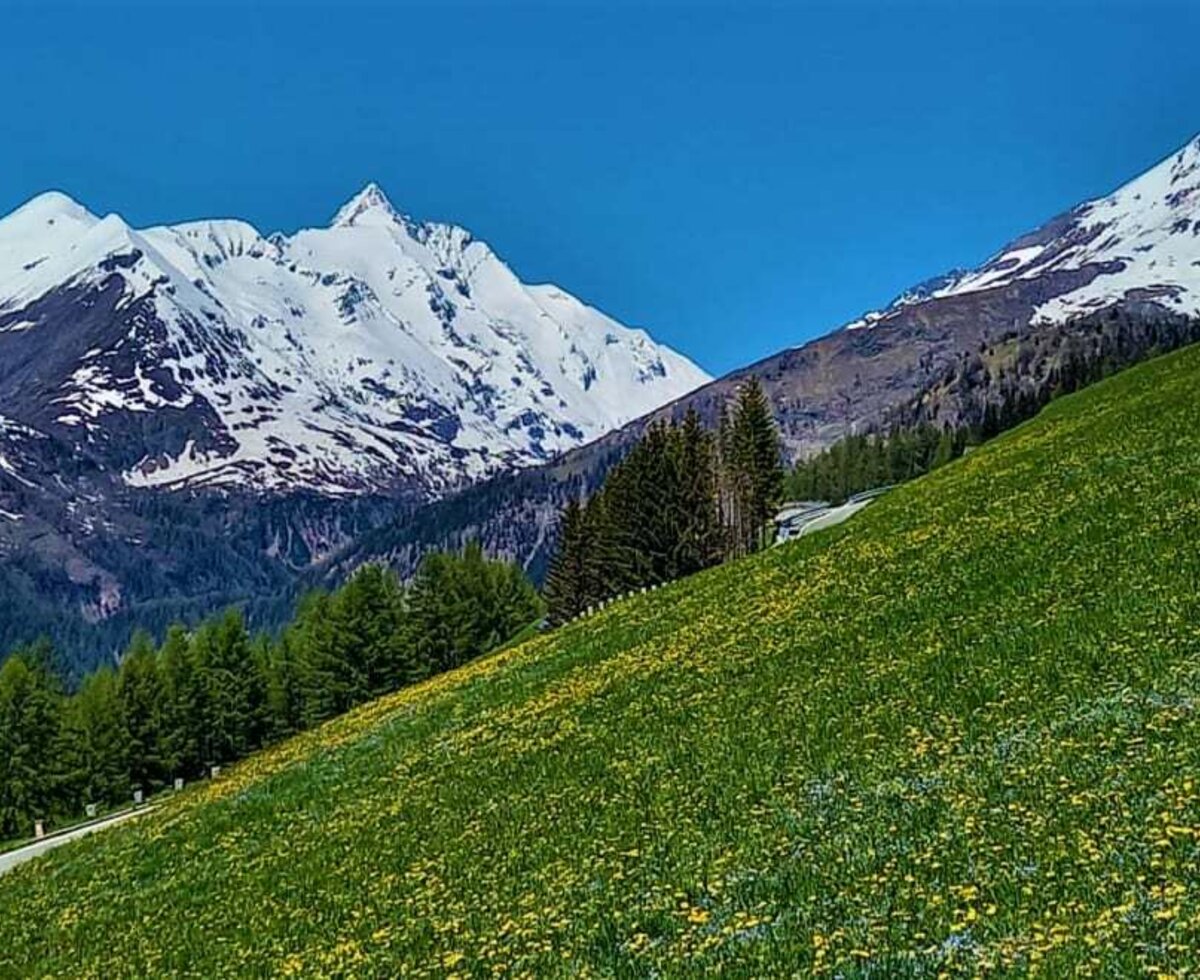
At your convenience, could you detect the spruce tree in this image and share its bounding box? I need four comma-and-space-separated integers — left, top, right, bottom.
729, 377, 784, 554
118, 631, 164, 793
59, 667, 131, 810
194, 610, 254, 766
158, 625, 201, 779
291, 590, 343, 727
674, 407, 722, 575
0, 651, 63, 837
544, 498, 586, 625
716, 402, 740, 558
262, 634, 304, 742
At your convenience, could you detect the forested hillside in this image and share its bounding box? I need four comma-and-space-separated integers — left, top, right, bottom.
1, 343, 1198, 975
0, 545, 541, 840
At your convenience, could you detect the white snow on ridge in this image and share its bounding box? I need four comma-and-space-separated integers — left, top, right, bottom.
843, 134, 1200, 331
0, 185, 711, 495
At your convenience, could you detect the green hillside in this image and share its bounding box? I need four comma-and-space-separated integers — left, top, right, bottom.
3, 345, 1200, 977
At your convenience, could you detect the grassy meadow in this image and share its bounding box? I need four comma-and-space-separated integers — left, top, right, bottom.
1, 345, 1200, 977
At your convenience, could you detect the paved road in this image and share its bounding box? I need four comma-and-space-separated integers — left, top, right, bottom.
778, 497, 875, 544
0, 807, 154, 877
793, 498, 874, 538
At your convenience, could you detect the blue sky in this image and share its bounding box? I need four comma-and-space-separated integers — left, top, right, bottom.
2, 0, 1197, 374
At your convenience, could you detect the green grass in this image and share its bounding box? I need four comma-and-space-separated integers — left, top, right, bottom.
2, 346, 1200, 977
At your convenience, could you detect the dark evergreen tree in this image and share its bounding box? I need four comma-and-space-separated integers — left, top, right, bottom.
544, 498, 587, 625
673, 408, 723, 575
728, 377, 784, 554
333, 564, 411, 699
409, 542, 544, 673
118, 631, 164, 793
58, 667, 131, 810
194, 610, 254, 766
0, 650, 63, 837
291, 590, 343, 727
262, 633, 304, 742
158, 625, 202, 779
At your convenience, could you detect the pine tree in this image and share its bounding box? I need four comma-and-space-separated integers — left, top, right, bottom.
410, 541, 544, 672
194, 610, 254, 766
291, 590, 343, 727
716, 402, 740, 557
330, 564, 409, 700
58, 667, 131, 810
615, 421, 678, 586
262, 633, 304, 742
673, 408, 723, 575
0, 650, 64, 837
118, 630, 164, 793
158, 625, 201, 779
544, 497, 586, 625
728, 377, 784, 554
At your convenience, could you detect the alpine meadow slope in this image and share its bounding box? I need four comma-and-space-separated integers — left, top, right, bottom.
1, 343, 1198, 976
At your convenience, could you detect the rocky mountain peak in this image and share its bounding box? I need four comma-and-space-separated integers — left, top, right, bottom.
330, 182, 402, 228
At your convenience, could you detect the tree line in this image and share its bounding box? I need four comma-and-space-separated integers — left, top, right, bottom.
0, 543, 542, 840
784, 366, 1077, 504
543, 378, 784, 625
784, 311, 1200, 506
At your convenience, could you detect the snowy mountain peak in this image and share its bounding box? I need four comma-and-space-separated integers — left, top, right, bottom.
845, 132, 1200, 332
331, 182, 402, 228
9, 190, 95, 225
0, 187, 710, 497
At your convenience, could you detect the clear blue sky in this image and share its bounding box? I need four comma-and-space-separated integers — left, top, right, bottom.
2, 0, 1197, 374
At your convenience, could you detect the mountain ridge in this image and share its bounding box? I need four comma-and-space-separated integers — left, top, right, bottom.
0, 185, 707, 671
0, 183, 709, 496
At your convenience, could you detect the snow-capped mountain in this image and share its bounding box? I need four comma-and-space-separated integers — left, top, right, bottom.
0, 184, 709, 495
847, 134, 1200, 332
7, 133, 1200, 675
334, 132, 1200, 596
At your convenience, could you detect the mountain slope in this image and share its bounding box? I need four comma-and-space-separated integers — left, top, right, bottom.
336, 135, 1200, 581
0, 188, 707, 668
2, 343, 1198, 976
0, 185, 708, 495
